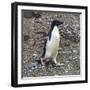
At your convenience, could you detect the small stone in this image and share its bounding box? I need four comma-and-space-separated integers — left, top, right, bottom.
24, 35, 30, 41
73, 50, 77, 53
33, 54, 38, 58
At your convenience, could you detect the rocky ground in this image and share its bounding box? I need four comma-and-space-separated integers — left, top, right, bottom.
21, 10, 80, 78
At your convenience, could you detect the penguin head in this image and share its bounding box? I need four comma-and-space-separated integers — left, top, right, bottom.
51, 20, 63, 30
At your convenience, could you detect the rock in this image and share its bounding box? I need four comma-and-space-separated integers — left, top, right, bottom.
33, 54, 38, 58
73, 50, 77, 53
23, 11, 41, 18
24, 35, 30, 41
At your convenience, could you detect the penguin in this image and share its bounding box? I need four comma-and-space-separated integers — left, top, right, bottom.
41, 20, 63, 66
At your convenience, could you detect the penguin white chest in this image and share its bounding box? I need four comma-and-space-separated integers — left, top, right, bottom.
45, 26, 60, 58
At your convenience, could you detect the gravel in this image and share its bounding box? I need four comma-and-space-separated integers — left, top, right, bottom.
21, 10, 80, 78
